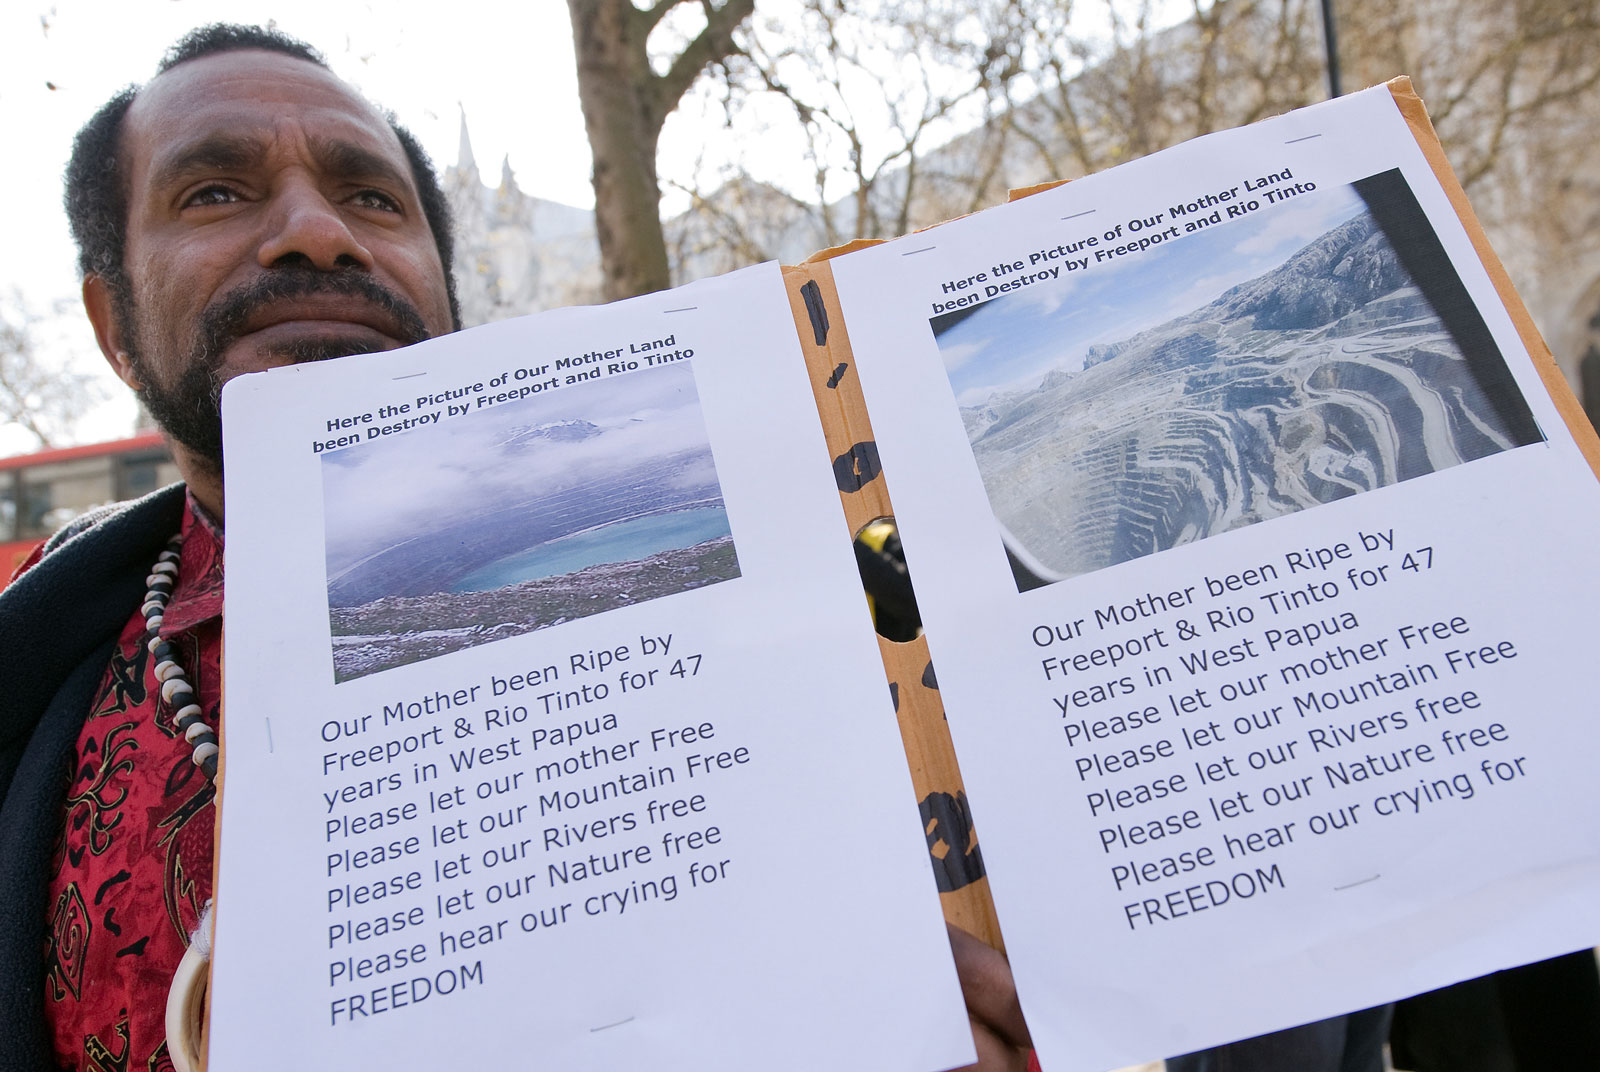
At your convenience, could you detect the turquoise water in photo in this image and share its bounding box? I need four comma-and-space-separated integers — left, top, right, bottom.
449, 507, 732, 593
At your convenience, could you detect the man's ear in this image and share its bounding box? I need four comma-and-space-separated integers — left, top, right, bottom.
83, 274, 142, 390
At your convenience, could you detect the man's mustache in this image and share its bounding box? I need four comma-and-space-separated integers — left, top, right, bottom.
196, 266, 432, 366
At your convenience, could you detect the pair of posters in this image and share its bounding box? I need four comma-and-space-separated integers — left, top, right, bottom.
212, 82, 1600, 1071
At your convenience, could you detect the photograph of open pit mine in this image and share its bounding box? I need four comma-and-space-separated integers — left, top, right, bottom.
321, 362, 739, 682
934, 169, 1541, 591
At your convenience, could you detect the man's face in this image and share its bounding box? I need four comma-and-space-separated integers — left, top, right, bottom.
96, 50, 455, 465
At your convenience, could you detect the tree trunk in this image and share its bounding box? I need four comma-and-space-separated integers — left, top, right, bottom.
568, 0, 755, 301
568, 0, 672, 300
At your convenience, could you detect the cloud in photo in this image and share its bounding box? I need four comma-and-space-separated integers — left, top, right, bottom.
321, 362, 713, 571
940, 339, 990, 373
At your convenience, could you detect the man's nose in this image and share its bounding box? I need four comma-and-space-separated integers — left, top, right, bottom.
256, 179, 373, 270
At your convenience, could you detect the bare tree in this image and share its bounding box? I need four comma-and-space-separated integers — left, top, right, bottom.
567, 0, 756, 300
718, 0, 1023, 246
988, 0, 1600, 201
1339, 0, 1600, 189
564, 0, 1598, 379
634, 0, 1032, 283
0, 290, 103, 451
994, 0, 1325, 182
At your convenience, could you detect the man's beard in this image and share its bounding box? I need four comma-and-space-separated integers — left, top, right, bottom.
124, 267, 432, 470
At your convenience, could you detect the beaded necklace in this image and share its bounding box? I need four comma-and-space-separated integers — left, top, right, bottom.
143, 535, 219, 782
146, 532, 218, 1072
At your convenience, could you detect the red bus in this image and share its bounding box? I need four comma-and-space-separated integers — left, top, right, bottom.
0, 432, 179, 577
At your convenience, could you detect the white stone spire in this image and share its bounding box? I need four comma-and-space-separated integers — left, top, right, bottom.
456, 104, 477, 176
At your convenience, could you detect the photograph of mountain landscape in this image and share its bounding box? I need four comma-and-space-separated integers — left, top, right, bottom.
933, 168, 1542, 591
322, 362, 739, 681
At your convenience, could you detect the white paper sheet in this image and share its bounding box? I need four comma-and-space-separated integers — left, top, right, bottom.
212, 263, 974, 1071
832, 86, 1600, 1070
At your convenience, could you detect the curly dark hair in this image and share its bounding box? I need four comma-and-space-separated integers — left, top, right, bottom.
63, 23, 460, 329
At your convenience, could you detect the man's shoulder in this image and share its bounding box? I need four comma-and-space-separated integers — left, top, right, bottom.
41, 501, 146, 555
23, 482, 188, 576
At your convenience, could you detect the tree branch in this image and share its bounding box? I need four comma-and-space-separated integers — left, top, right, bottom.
635, 0, 683, 36
654, 0, 756, 124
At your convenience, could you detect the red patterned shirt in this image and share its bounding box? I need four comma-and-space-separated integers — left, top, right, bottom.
40, 497, 223, 1072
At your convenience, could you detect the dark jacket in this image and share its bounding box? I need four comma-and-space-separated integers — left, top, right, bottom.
0, 483, 186, 1072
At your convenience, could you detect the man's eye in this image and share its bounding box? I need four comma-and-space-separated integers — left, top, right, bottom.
354, 189, 402, 213
183, 184, 240, 208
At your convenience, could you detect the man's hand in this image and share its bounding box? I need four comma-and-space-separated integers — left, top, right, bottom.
948, 923, 1033, 1072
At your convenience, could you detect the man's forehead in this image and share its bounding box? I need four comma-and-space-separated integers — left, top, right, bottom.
123, 50, 405, 181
